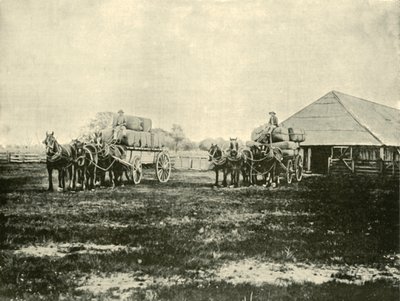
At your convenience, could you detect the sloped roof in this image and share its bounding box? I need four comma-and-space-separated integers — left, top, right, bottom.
281, 91, 400, 146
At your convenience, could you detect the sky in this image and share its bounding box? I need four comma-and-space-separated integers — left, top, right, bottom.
0, 0, 399, 145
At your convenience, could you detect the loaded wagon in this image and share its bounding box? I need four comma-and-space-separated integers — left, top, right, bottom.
246, 126, 305, 186
122, 145, 171, 184
100, 113, 172, 185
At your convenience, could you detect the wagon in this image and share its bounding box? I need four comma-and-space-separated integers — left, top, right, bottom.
247, 140, 303, 186
115, 146, 172, 184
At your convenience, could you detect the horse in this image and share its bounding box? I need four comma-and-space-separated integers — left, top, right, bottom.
72, 139, 98, 190
93, 132, 131, 187
93, 132, 115, 187
43, 132, 76, 191
240, 147, 253, 186
225, 138, 242, 188
249, 143, 282, 187
208, 144, 227, 187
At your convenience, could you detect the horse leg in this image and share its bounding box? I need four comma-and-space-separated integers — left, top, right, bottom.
222, 167, 227, 187
47, 166, 53, 191
234, 169, 239, 188
90, 166, 96, 190
215, 169, 219, 187
58, 169, 65, 191
71, 165, 76, 190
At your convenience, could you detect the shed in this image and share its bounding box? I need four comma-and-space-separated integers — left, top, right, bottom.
281, 91, 400, 176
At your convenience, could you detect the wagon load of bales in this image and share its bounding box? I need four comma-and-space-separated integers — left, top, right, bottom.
111, 113, 152, 132
101, 128, 166, 149
251, 124, 306, 144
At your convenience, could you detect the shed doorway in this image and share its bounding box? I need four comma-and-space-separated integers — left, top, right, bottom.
311, 146, 331, 174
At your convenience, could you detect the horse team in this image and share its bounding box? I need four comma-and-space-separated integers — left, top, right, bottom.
208, 138, 284, 188
43, 131, 130, 191
43, 132, 282, 191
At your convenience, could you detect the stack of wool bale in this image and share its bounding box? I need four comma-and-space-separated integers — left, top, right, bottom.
101, 113, 165, 148
250, 124, 306, 156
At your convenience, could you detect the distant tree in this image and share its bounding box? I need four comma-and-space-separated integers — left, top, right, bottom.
199, 137, 231, 151
79, 112, 114, 142
181, 138, 198, 151
170, 124, 185, 152
199, 138, 215, 151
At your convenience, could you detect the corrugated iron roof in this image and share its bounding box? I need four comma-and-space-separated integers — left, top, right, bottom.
281, 91, 400, 146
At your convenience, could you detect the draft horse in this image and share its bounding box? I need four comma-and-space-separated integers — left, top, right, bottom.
208, 144, 227, 187
225, 138, 242, 188
72, 139, 98, 190
93, 132, 131, 187
43, 132, 76, 191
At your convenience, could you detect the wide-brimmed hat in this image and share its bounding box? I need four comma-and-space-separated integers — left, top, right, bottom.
118, 109, 124, 113
269, 111, 276, 115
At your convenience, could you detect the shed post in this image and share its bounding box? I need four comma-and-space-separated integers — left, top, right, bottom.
379, 147, 385, 174
306, 147, 311, 172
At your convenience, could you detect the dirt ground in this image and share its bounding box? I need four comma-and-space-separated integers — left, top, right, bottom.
0, 163, 399, 300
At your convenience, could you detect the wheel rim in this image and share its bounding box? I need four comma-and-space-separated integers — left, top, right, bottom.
286, 160, 293, 184
295, 155, 303, 182
132, 156, 142, 184
156, 152, 171, 183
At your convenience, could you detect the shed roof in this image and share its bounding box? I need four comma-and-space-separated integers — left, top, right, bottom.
281, 91, 400, 146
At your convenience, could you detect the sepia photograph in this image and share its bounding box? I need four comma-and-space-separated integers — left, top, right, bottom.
0, 0, 399, 300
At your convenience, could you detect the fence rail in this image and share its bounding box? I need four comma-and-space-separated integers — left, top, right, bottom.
0, 152, 47, 163
171, 156, 210, 171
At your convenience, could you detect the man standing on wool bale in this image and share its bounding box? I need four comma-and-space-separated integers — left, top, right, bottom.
113, 109, 127, 143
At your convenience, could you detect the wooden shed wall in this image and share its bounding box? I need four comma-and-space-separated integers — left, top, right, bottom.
302, 146, 399, 177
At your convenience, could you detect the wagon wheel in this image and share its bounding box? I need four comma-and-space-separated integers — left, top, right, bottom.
129, 155, 142, 184
286, 159, 294, 184
295, 155, 303, 182
156, 151, 171, 183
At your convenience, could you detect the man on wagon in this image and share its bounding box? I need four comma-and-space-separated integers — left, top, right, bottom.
265, 111, 278, 143
268, 111, 278, 127
113, 109, 127, 143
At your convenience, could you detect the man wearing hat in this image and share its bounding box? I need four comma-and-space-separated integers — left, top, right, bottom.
113, 109, 127, 142
265, 111, 278, 141
268, 111, 278, 127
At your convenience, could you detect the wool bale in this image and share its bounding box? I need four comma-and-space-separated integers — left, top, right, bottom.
140, 118, 152, 132
152, 132, 166, 148
251, 124, 267, 142
112, 113, 151, 132
123, 130, 141, 147
139, 132, 151, 147
271, 127, 289, 142
251, 125, 289, 143
125, 116, 143, 131
288, 128, 306, 143
270, 141, 299, 149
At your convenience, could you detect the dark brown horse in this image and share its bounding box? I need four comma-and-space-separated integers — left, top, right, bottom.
240, 148, 253, 186
249, 144, 282, 187
93, 132, 131, 187
43, 132, 76, 191
208, 144, 227, 187
93, 132, 115, 187
72, 139, 98, 190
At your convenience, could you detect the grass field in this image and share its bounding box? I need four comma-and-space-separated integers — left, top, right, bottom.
0, 163, 399, 300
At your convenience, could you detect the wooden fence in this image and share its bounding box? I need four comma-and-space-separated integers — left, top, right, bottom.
171, 156, 210, 171
0, 152, 46, 163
